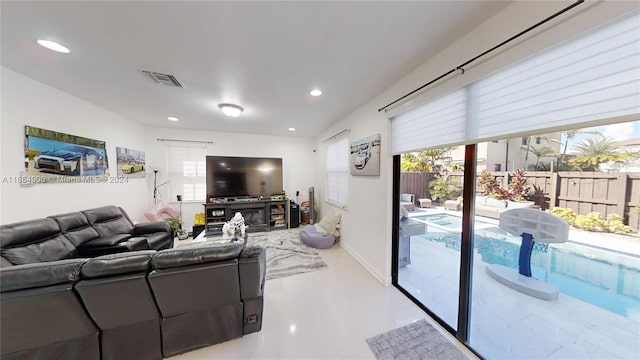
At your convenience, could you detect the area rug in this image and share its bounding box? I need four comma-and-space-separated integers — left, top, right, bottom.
366, 320, 467, 360
246, 228, 328, 280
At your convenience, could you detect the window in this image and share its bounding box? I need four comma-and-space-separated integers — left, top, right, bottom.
326, 137, 349, 207
166, 145, 206, 202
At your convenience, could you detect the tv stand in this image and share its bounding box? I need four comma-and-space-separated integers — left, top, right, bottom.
204, 199, 289, 235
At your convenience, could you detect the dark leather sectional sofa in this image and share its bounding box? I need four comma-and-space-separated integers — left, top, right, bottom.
0, 206, 266, 360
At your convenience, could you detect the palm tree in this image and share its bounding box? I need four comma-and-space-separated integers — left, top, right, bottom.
400, 147, 455, 172
530, 146, 556, 170
549, 129, 603, 170
419, 147, 454, 168
570, 137, 633, 171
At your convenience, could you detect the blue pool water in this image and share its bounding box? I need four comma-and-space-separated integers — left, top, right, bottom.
414, 214, 640, 318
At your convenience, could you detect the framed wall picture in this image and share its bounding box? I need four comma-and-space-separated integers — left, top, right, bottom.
116, 147, 146, 177
24, 125, 108, 182
350, 134, 381, 176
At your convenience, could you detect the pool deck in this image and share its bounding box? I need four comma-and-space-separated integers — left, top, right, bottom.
400, 206, 640, 359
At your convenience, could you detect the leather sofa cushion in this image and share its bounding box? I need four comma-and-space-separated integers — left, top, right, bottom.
81, 250, 156, 278
1, 255, 13, 267
0, 218, 61, 248
79, 234, 132, 248
151, 243, 243, 269
49, 212, 100, 247
83, 206, 134, 236
0, 258, 86, 292
2, 234, 77, 265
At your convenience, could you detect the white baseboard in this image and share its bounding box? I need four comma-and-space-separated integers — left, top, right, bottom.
339, 241, 391, 286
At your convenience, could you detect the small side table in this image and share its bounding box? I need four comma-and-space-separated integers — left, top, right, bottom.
418, 198, 432, 208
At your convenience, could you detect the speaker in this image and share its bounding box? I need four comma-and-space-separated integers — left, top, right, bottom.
290, 202, 300, 228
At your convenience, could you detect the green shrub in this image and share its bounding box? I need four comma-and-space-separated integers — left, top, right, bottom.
547, 207, 577, 225
574, 212, 606, 231
606, 214, 633, 234
548, 207, 635, 234
429, 175, 462, 202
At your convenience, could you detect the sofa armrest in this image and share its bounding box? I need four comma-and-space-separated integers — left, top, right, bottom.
151, 242, 243, 269
134, 221, 172, 236
81, 250, 156, 278
0, 258, 87, 292
239, 246, 266, 299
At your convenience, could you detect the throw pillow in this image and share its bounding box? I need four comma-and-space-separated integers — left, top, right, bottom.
316, 211, 341, 235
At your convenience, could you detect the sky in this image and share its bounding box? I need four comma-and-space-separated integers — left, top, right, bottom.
561, 119, 640, 153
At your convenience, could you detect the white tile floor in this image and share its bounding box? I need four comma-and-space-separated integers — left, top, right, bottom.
168, 243, 478, 359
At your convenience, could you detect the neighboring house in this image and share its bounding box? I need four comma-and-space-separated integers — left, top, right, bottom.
449, 132, 562, 172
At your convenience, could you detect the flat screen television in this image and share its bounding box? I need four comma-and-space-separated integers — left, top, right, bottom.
206, 156, 283, 199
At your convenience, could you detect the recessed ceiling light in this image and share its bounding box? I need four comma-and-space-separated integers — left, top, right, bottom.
167, 116, 179, 122
288, 128, 296, 131
218, 103, 244, 117
310, 89, 322, 97
36, 39, 70, 53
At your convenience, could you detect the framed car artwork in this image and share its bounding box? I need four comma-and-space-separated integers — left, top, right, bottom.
350, 134, 381, 176
24, 125, 109, 181
116, 147, 146, 177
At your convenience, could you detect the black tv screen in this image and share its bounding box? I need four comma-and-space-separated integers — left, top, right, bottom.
206, 156, 283, 199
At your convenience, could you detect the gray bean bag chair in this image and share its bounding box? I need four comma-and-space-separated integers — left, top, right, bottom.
300, 211, 341, 249
301, 225, 335, 249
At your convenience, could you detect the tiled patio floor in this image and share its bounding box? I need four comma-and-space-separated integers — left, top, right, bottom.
398, 207, 640, 359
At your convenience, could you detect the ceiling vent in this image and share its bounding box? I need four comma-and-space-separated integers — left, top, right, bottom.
140, 70, 183, 88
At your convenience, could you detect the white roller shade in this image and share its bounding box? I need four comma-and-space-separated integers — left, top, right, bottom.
390, 10, 640, 155
390, 88, 466, 155
474, 11, 640, 139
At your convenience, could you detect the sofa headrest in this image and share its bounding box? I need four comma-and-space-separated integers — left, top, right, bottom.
81, 250, 156, 278
0, 258, 87, 292
1, 218, 61, 248
82, 206, 134, 236
49, 212, 100, 246
49, 211, 90, 232
151, 242, 243, 269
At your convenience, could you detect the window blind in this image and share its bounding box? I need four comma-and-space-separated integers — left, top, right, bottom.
473, 10, 640, 139
390, 10, 640, 155
326, 137, 349, 207
166, 145, 206, 202
390, 88, 466, 154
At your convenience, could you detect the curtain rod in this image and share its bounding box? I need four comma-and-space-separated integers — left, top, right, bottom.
321, 129, 351, 143
157, 138, 214, 144
377, 0, 585, 113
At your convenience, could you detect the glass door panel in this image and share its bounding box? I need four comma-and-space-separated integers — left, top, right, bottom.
396, 147, 463, 329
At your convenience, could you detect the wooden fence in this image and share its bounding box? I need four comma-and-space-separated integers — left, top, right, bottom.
400, 171, 640, 230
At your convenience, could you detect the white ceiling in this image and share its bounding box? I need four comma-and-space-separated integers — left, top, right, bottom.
1, 1, 509, 138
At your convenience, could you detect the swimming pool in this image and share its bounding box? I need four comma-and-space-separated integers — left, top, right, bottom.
412, 213, 640, 318
412, 213, 494, 230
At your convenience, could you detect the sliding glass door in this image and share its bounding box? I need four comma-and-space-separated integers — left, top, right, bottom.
393, 120, 640, 359
467, 125, 640, 359
396, 146, 462, 330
